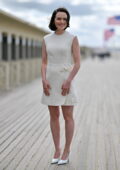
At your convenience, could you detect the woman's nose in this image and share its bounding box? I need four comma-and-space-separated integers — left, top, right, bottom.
61, 19, 65, 23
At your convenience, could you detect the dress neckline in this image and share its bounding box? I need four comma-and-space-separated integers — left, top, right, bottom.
54, 30, 67, 36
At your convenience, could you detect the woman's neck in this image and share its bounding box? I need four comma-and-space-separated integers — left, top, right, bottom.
55, 30, 65, 35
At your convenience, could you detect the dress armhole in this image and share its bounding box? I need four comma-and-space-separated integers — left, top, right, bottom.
71, 36, 77, 52
71, 36, 77, 64
43, 36, 46, 44
71, 35, 77, 46
71, 35, 77, 53
42, 37, 47, 49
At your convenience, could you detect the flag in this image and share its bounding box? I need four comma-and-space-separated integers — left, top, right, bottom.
107, 16, 120, 25
104, 29, 115, 41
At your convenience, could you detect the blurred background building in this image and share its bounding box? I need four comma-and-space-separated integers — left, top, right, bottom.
0, 10, 48, 91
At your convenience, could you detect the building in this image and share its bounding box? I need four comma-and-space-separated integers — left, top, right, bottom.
0, 10, 48, 90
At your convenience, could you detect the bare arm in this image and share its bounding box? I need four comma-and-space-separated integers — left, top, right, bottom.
67, 36, 80, 82
61, 36, 80, 96
41, 39, 47, 81
41, 39, 51, 96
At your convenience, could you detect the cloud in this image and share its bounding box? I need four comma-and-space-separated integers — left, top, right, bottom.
2, 0, 120, 17
1, 0, 120, 47
1, 0, 95, 16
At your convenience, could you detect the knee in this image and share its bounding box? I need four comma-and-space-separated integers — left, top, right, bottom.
64, 115, 74, 122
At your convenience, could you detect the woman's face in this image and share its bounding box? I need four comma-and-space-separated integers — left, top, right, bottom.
54, 12, 67, 31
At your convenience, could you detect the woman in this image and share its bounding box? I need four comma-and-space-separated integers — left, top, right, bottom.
41, 7, 80, 165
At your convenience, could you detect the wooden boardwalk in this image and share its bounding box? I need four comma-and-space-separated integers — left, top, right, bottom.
0, 58, 120, 170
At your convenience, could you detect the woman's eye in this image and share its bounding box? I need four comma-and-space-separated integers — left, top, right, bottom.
57, 18, 67, 21
56, 18, 61, 20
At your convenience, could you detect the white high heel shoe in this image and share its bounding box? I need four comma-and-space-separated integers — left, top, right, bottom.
58, 158, 69, 165
58, 151, 70, 165
51, 158, 60, 164
51, 149, 61, 164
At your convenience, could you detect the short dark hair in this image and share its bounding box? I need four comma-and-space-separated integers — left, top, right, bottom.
49, 7, 70, 31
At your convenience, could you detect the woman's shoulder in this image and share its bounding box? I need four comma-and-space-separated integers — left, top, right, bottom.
66, 31, 77, 39
43, 32, 54, 40
66, 31, 77, 43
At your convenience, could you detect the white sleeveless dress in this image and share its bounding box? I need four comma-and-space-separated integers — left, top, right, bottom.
41, 30, 78, 106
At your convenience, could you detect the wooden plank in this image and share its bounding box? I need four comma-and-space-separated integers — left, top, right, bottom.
0, 58, 120, 170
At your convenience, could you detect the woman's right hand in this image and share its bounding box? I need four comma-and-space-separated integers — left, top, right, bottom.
42, 79, 51, 96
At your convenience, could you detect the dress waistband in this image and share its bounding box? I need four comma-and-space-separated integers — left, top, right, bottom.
47, 63, 73, 72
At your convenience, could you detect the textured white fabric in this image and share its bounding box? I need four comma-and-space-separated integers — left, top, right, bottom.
41, 31, 78, 105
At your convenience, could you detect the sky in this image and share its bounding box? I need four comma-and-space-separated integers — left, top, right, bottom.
0, 0, 120, 47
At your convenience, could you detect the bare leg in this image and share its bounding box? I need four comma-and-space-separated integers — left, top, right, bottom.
48, 106, 61, 158
61, 105, 74, 160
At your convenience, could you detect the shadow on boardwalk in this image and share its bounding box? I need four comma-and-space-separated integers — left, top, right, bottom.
0, 58, 120, 170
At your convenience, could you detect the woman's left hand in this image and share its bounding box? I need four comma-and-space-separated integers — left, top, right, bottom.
61, 80, 71, 96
